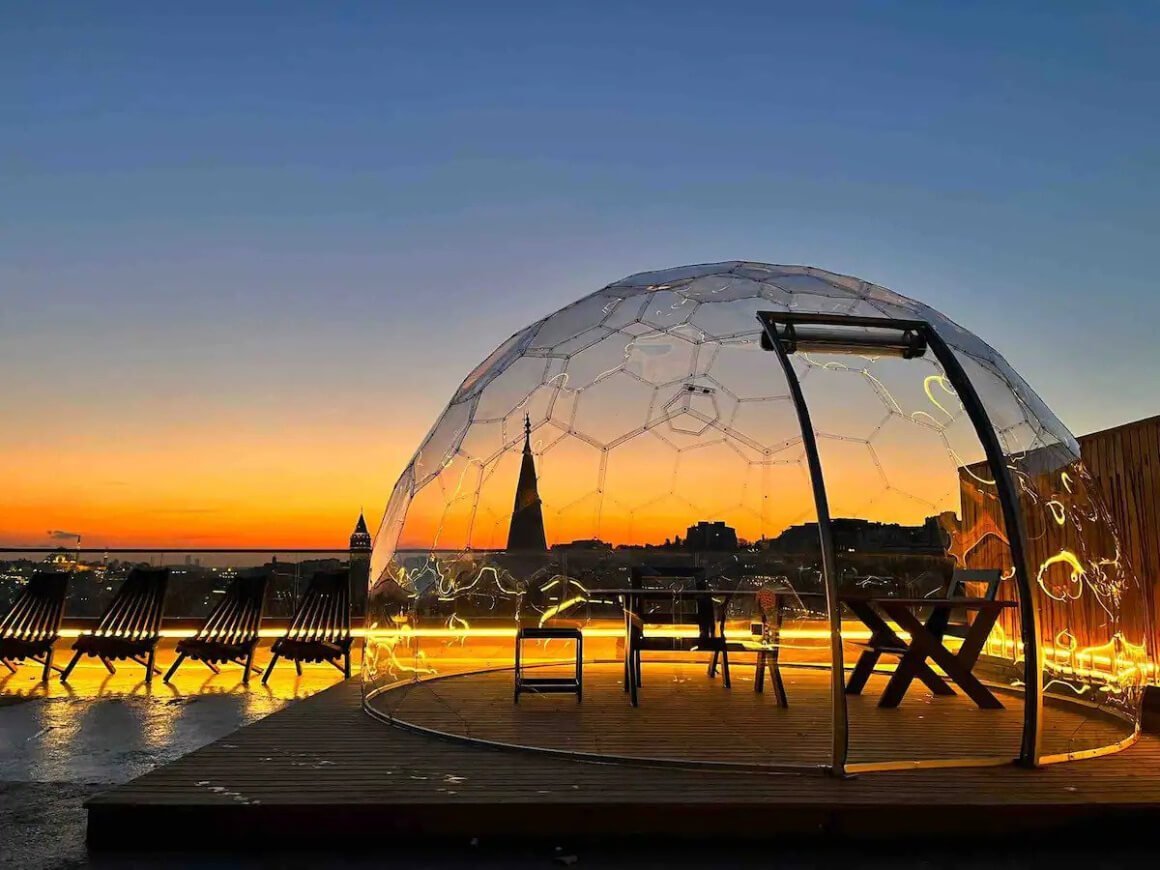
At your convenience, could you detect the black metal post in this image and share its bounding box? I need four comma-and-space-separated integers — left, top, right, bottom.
756, 312, 849, 776
920, 327, 1042, 766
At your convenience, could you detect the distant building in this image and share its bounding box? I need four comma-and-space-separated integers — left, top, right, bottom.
768, 516, 949, 555
550, 538, 612, 551
45, 548, 75, 568
506, 415, 548, 551
685, 521, 739, 551
349, 511, 372, 616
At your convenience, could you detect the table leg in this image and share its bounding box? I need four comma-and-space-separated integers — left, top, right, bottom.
846, 646, 883, 695
843, 600, 888, 695
844, 600, 949, 697
889, 607, 1004, 710
871, 604, 957, 706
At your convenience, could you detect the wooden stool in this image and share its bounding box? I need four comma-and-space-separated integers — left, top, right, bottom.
514, 627, 583, 702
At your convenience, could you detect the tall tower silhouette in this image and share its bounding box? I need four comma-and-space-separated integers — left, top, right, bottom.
349, 511, 372, 616
506, 415, 548, 551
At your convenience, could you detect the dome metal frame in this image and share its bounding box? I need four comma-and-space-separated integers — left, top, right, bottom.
757, 309, 1041, 774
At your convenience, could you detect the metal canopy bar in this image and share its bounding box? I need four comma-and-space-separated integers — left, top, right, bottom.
755, 309, 1042, 770
761, 321, 928, 359
760, 312, 928, 330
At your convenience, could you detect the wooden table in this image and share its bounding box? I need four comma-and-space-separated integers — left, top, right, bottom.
840, 595, 1015, 709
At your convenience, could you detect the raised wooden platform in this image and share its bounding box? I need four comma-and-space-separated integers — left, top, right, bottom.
87, 670, 1160, 849
372, 662, 1125, 767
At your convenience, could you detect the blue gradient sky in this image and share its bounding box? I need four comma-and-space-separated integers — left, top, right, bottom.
2, 2, 1157, 545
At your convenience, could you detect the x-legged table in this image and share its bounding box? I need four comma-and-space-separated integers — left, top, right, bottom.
841, 596, 1014, 709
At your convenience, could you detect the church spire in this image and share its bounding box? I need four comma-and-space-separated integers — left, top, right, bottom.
506, 414, 548, 551
350, 511, 371, 551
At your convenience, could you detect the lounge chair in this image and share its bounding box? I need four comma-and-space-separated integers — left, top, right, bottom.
60, 567, 168, 684
263, 569, 352, 683
164, 570, 268, 683
0, 571, 69, 681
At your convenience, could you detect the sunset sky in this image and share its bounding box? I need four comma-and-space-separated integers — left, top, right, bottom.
2, 3, 1158, 548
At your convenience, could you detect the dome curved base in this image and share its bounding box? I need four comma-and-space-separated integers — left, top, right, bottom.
364, 660, 1133, 772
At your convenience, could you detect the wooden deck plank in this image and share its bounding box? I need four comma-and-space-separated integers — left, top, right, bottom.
87, 671, 1160, 848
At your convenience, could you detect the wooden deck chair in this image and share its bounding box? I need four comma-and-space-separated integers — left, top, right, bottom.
0, 571, 69, 681
944, 568, 1003, 639
164, 570, 268, 684
60, 567, 168, 684
263, 569, 352, 683
624, 566, 732, 706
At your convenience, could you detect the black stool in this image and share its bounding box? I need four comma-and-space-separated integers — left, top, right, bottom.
514, 627, 583, 702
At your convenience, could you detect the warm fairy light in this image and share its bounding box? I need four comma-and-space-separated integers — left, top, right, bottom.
1037, 549, 1086, 601
921, 374, 959, 424
537, 596, 588, 626
57, 626, 373, 640
984, 622, 1153, 688
364, 621, 877, 642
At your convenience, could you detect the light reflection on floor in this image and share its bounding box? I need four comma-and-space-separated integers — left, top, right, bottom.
0, 640, 355, 784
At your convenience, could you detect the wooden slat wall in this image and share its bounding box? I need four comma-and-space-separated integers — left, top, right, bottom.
958, 415, 1160, 668
1077, 416, 1160, 651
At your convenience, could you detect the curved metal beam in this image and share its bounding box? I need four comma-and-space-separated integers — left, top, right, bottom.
920, 328, 1042, 766
756, 313, 849, 777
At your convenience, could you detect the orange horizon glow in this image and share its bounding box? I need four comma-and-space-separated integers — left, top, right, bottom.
3, 343, 986, 552
394, 431, 967, 551
0, 413, 411, 549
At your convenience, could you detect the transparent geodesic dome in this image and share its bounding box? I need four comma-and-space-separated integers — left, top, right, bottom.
364, 262, 1151, 771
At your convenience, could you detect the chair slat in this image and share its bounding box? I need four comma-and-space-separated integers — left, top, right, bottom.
119, 575, 149, 640
326, 584, 341, 643
302, 588, 326, 642
0, 573, 69, 675
3, 593, 37, 638
88, 569, 166, 641
22, 597, 50, 641
146, 574, 167, 638
99, 574, 139, 637
41, 581, 67, 643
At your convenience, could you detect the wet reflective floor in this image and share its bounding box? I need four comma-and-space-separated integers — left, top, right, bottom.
0, 640, 350, 869
0, 640, 350, 784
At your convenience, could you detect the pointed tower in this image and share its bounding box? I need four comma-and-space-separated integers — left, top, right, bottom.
349, 511, 372, 616
506, 415, 548, 551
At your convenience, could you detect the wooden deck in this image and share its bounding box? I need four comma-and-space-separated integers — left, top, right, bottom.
373, 662, 1126, 767
88, 667, 1160, 848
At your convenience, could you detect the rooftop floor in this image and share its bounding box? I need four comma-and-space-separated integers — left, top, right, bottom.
87, 661, 1160, 850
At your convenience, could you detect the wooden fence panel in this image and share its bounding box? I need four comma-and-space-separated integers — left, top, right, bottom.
958, 415, 1159, 677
